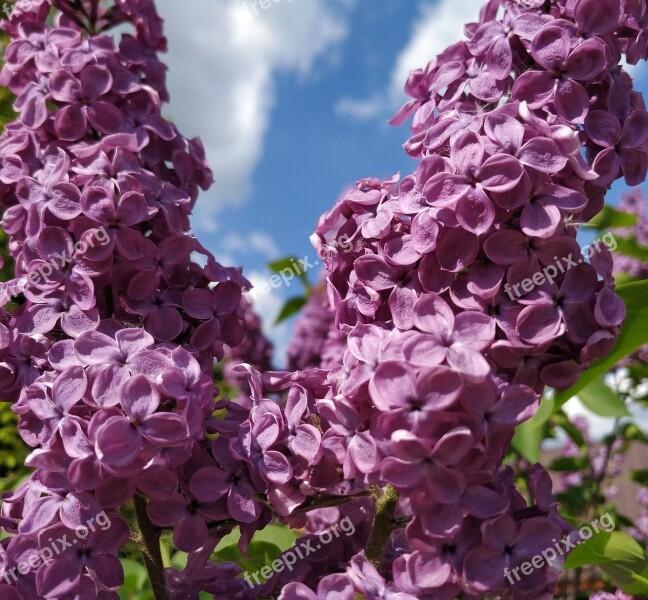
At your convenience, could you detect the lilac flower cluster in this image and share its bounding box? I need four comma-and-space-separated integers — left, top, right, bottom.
0, 1, 255, 598
628, 487, 648, 545
160, 365, 365, 598
277, 552, 417, 600
0, 1, 371, 598
304, 0, 648, 597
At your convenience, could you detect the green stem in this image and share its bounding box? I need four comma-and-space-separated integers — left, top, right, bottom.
133, 495, 170, 600
586, 417, 621, 521
365, 485, 399, 566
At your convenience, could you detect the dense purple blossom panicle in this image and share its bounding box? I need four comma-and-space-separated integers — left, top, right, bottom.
304, 0, 648, 597
287, 283, 346, 372
0, 1, 261, 598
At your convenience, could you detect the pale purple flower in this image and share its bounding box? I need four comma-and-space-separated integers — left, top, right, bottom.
49, 65, 123, 140
513, 27, 606, 123
382, 428, 473, 504
463, 516, 562, 592
95, 374, 189, 468
423, 130, 525, 234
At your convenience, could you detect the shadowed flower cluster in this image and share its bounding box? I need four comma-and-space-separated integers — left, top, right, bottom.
287, 283, 346, 372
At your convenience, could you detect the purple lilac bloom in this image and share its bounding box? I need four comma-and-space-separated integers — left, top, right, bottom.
0, 1, 257, 597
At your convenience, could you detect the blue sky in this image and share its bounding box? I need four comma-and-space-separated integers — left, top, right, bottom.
154, 0, 648, 368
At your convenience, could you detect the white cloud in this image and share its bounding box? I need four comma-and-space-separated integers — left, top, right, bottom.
335, 96, 386, 121
562, 398, 619, 440
561, 397, 648, 442
335, 0, 485, 121
155, 0, 353, 228
249, 232, 281, 258
220, 230, 281, 260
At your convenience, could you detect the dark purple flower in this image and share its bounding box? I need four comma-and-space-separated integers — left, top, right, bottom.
585, 110, 648, 186
35, 518, 129, 597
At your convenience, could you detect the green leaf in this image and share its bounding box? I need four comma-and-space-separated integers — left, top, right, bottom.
628, 361, 648, 383
615, 272, 642, 286
212, 540, 282, 580
620, 422, 648, 443
555, 281, 648, 408
564, 531, 646, 570
207, 524, 300, 585
267, 256, 311, 290
585, 206, 637, 230
549, 456, 588, 472
214, 529, 240, 551
553, 410, 586, 447
268, 257, 303, 276
252, 524, 298, 551
119, 559, 153, 599
613, 236, 648, 263
560, 514, 588, 528
213, 523, 298, 554
603, 561, 648, 595
557, 486, 594, 519
631, 470, 648, 486
275, 296, 307, 324
511, 396, 554, 463
577, 377, 631, 417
